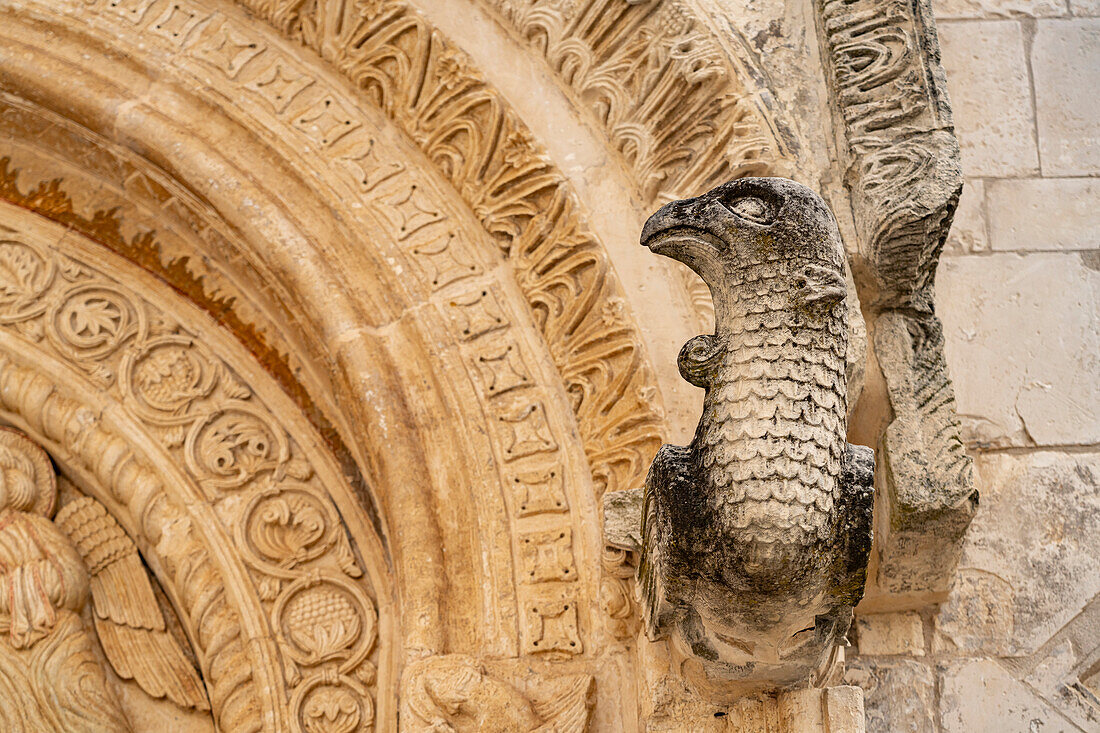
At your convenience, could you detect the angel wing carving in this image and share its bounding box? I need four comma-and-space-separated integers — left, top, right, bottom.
55, 496, 210, 711
531, 673, 594, 732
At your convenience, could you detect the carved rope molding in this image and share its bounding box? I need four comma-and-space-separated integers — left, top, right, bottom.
0, 206, 386, 732
814, 0, 977, 599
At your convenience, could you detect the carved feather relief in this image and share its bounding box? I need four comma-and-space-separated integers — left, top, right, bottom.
636, 178, 874, 694
56, 496, 210, 712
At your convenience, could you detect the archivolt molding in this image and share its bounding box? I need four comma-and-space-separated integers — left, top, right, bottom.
0, 201, 392, 731
7, 0, 666, 500
475, 0, 787, 203
232, 0, 668, 492
0, 0, 659, 670
257, 0, 789, 208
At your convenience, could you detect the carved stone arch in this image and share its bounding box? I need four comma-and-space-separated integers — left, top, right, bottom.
0, 0, 880, 726
0, 0, 677, 723
0, 200, 394, 730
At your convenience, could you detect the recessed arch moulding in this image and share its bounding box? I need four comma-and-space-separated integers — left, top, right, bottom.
0, 0, 960, 727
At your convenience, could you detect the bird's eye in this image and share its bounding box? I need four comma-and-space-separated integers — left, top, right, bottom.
724, 195, 775, 225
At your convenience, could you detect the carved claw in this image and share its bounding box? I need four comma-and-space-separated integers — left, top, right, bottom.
794, 264, 846, 307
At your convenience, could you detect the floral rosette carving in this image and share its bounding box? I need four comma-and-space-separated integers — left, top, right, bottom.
239, 484, 363, 583
184, 401, 311, 490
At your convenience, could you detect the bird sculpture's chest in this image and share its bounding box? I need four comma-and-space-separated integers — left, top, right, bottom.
693, 259, 848, 546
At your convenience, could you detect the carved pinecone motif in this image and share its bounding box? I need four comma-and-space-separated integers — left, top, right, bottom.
283, 585, 361, 659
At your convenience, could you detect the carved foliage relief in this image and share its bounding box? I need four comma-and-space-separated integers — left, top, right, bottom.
484, 0, 782, 203
219, 0, 666, 496
0, 211, 383, 732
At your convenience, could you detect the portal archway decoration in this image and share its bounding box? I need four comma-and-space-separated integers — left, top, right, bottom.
0, 0, 977, 725
0, 201, 393, 730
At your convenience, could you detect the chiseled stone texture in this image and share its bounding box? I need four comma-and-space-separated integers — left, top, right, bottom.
843, 658, 936, 733
939, 659, 1078, 732
1032, 20, 1100, 175
944, 178, 989, 255
937, 253, 1100, 448
988, 178, 1100, 251
934, 0, 1068, 18
935, 451, 1100, 657
1071, 0, 1100, 15
939, 21, 1039, 177
855, 613, 926, 657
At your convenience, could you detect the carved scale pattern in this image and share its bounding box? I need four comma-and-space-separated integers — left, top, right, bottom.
0, 218, 380, 733
701, 256, 847, 544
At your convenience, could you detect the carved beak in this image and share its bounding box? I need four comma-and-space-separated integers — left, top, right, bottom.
642, 201, 718, 259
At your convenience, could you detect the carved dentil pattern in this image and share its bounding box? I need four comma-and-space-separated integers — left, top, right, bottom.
0, 221, 380, 732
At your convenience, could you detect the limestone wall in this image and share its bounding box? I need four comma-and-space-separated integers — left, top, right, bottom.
846, 2, 1100, 730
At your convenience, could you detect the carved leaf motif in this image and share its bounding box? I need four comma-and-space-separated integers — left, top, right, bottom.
67, 296, 122, 339
187, 408, 287, 488
0, 242, 44, 301
301, 685, 360, 733
251, 493, 327, 567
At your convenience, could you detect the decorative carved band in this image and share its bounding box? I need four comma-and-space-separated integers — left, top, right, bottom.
0, 208, 384, 732
815, 0, 976, 599
483, 0, 784, 203
235, 0, 666, 495
818, 0, 959, 309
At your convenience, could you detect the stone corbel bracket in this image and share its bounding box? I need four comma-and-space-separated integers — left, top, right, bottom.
607, 178, 875, 700
815, 0, 978, 605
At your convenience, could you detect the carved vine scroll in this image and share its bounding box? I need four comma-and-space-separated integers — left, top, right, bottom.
815, 0, 977, 601
0, 204, 386, 733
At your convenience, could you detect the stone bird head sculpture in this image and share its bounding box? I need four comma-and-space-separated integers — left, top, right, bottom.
636, 177, 874, 696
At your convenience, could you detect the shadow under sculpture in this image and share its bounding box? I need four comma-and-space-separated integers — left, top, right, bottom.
624, 178, 875, 697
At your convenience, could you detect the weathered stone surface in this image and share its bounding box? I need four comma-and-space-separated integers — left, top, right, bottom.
933, 0, 1068, 19
939, 659, 1078, 732
988, 178, 1100, 251
855, 613, 926, 656
936, 451, 1100, 656
939, 21, 1040, 177
638, 178, 872, 693
938, 253, 1100, 447
817, 0, 976, 614
1071, 0, 1100, 15
843, 658, 935, 733
603, 488, 644, 552
944, 178, 989, 255
1033, 19, 1100, 175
